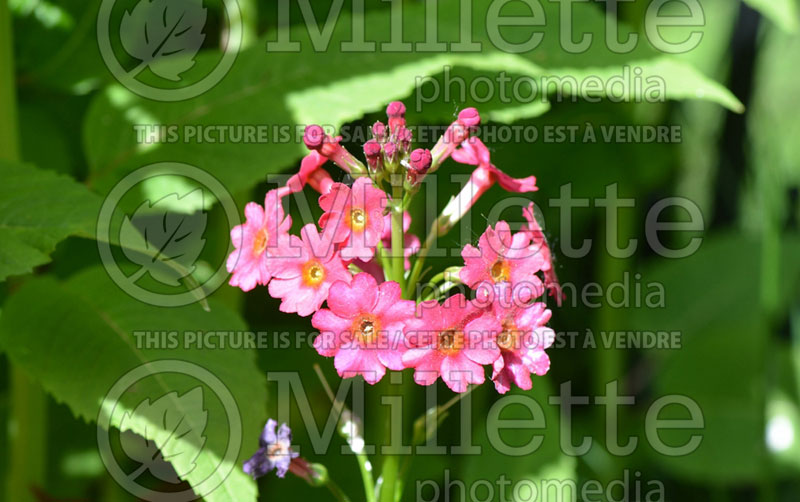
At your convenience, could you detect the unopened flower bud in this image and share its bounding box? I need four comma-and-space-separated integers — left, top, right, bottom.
396, 126, 413, 151
386, 101, 406, 118
409, 148, 432, 174
363, 139, 382, 170
303, 125, 325, 150
457, 107, 481, 128
383, 142, 396, 161
386, 101, 407, 133
302, 125, 367, 176
372, 121, 387, 140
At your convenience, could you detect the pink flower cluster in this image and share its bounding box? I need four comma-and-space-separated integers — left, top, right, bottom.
227, 103, 560, 393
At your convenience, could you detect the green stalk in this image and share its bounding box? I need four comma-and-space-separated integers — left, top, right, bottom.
375, 180, 406, 502
1, 3, 47, 502
594, 190, 634, 483
378, 455, 398, 502
391, 181, 405, 285
355, 449, 376, 502
0, 0, 19, 159
405, 222, 438, 299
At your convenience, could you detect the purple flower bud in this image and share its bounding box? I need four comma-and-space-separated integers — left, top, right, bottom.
243, 419, 299, 479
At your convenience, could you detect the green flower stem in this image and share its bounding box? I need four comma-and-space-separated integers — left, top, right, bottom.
1, 4, 47, 502
355, 449, 376, 502
375, 240, 392, 281
314, 365, 376, 502
391, 181, 405, 286
405, 220, 439, 299
378, 455, 399, 502
380, 180, 410, 502
326, 478, 352, 502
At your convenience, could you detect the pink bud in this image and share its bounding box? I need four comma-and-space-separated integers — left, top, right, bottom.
408, 148, 432, 174
363, 139, 382, 170
303, 125, 325, 150
387, 102, 407, 134
386, 101, 406, 118
364, 139, 381, 158
396, 126, 412, 151
372, 121, 386, 139
457, 107, 481, 128
383, 142, 396, 160
430, 108, 482, 168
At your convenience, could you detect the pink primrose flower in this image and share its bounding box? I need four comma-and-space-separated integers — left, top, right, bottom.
318, 177, 387, 261
312, 273, 415, 384
227, 190, 292, 292
268, 223, 351, 317
402, 294, 501, 393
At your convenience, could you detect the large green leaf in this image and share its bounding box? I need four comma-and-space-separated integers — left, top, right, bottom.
0, 266, 267, 502
630, 235, 800, 483
0, 160, 101, 281
83, 0, 741, 202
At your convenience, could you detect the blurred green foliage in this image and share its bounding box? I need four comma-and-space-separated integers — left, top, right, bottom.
1, 1, 799, 501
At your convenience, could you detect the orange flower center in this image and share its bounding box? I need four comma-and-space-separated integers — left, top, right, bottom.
352, 314, 381, 345
497, 320, 520, 352
253, 228, 269, 256
437, 329, 464, 357
301, 260, 326, 287
348, 207, 367, 231
490, 259, 511, 283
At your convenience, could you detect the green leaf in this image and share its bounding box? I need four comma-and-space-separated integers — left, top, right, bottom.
747, 24, 800, 228
0, 160, 101, 281
743, 0, 799, 33
11, 0, 110, 93
630, 235, 800, 483
0, 266, 267, 502
83, 0, 741, 202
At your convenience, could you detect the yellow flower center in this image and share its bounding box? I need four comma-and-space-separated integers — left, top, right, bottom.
352, 314, 381, 345
490, 259, 511, 283
302, 260, 326, 287
497, 320, 520, 352
437, 329, 464, 357
348, 208, 367, 231
253, 228, 269, 256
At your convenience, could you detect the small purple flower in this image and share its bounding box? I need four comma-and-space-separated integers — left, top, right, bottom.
243, 419, 299, 479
